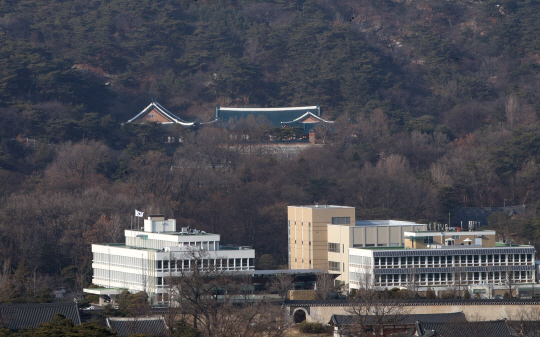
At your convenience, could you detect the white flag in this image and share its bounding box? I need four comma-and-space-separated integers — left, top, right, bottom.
135, 210, 144, 217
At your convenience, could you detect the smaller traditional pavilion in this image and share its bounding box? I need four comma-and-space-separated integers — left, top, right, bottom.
127, 101, 195, 126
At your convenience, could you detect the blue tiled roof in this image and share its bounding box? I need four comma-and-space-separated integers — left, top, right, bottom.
0, 302, 81, 331
214, 105, 321, 127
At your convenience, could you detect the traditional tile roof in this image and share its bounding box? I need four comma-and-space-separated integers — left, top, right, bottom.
417, 320, 512, 337
281, 111, 333, 125
127, 102, 195, 126
330, 312, 466, 327
213, 104, 322, 127
107, 316, 167, 337
286, 298, 540, 306
0, 302, 81, 331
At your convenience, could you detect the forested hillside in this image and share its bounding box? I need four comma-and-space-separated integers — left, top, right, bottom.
2, 0, 540, 299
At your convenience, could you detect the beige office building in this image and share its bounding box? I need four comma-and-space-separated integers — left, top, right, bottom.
288, 205, 427, 285
327, 220, 427, 284
288, 205, 355, 271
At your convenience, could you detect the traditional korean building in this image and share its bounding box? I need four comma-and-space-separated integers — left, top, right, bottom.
212, 104, 333, 134
126, 102, 333, 144
127, 101, 195, 127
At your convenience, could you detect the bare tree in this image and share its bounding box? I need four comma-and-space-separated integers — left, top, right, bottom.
268, 273, 294, 303
508, 306, 540, 337
0, 259, 14, 302
315, 271, 336, 300
166, 248, 292, 337
404, 268, 420, 299
505, 94, 520, 131
44, 140, 111, 190
346, 289, 410, 337
504, 266, 516, 298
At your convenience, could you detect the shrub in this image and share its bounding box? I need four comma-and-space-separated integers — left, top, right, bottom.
298, 321, 327, 333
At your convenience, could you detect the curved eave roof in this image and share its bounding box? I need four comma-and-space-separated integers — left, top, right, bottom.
220, 106, 318, 112
215, 105, 321, 127
127, 102, 195, 126
281, 111, 333, 125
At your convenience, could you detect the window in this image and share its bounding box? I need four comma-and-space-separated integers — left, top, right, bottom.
329, 261, 340, 271
452, 235, 459, 240
332, 217, 351, 224
328, 242, 340, 252
424, 237, 434, 244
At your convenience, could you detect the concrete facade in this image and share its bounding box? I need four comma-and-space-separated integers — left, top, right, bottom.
86, 215, 255, 305
349, 242, 535, 291
327, 221, 427, 284
287, 205, 428, 285
288, 205, 355, 272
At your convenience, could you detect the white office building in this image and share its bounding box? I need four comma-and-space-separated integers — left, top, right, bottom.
85, 215, 255, 305
349, 229, 536, 295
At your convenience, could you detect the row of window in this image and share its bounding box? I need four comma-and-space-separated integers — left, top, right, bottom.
329, 261, 340, 271
93, 254, 254, 271
288, 221, 311, 226
350, 271, 535, 286
93, 253, 145, 268
125, 237, 220, 251
332, 217, 351, 224
93, 268, 146, 287
372, 271, 534, 286
156, 258, 254, 270
350, 255, 372, 266
373, 254, 533, 267
328, 243, 340, 253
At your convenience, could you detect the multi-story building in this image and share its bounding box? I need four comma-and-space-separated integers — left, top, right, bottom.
288, 205, 355, 271
349, 229, 536, 294
327, 220, 427, 285
287, 205, 427, 285
85, 215, 255, 305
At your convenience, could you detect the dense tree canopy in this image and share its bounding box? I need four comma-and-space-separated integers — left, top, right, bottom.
1, 0, 540, 298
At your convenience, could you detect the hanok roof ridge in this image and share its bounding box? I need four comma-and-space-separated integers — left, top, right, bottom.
281, 111, 333, 124
218, 106, 319, 112
127, 102, 195, 126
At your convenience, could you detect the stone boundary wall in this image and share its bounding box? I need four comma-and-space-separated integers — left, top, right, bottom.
287, 300, 540, 323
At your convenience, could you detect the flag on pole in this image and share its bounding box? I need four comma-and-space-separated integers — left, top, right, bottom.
135, 210, 144, 217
